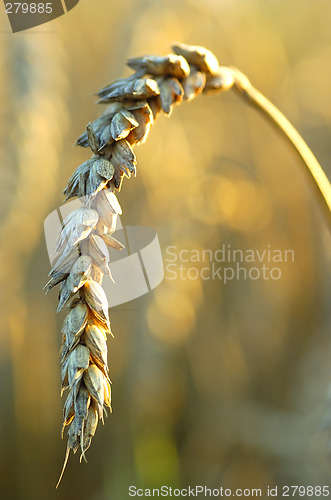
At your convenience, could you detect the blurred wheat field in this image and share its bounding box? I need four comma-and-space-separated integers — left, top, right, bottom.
0, 0, 331, 499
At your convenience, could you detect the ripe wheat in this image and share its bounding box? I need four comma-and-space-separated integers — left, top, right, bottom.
46, 43, 331, 487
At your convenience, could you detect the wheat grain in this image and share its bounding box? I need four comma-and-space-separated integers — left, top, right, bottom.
46, 43, 331, 487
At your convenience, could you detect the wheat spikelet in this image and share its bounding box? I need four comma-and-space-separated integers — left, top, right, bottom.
47, 42, 331, 486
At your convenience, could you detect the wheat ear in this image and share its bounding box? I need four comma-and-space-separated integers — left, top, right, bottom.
46, 43, 331, 487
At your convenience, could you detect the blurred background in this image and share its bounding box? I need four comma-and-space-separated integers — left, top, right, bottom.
0, 0, 331, 498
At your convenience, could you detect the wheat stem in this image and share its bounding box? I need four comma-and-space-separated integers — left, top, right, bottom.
230, 67, 331, 226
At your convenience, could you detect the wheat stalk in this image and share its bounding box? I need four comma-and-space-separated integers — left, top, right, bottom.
46, 43, 331, 487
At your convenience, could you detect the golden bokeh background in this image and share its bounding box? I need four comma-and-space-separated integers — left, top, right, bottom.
0, 0, 331, 498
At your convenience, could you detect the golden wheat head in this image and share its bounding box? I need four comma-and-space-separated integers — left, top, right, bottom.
45, 42, 331, 487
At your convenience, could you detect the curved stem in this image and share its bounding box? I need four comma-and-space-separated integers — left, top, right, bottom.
230, 68, 331, 227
